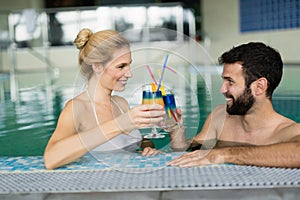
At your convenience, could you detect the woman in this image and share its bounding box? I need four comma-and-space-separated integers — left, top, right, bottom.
43, 29, 165, 170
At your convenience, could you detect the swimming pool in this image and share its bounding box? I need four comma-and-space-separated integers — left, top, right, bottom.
0, 65, 299, 156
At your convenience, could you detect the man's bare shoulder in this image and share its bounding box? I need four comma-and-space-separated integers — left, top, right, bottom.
278, 120, 300, 142
213, 104, 226, 112
210, 104, 227, 120
206, 104, 227, 132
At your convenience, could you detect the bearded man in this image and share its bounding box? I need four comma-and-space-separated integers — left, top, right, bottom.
169, 42, 300, 168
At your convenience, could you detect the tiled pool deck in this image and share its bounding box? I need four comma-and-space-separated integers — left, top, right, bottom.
0, 152, 300, 199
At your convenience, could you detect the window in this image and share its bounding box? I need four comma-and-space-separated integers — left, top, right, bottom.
240, 0, 300, 32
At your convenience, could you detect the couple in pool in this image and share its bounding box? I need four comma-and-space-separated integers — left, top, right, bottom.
43, 29, 300, 170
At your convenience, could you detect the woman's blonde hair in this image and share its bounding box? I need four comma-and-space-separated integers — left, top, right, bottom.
74, 28, 130, 79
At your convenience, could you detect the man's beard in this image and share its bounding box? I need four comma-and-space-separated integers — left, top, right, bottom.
226, 87, 255, 115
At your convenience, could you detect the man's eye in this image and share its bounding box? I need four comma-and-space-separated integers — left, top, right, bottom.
228, 79, 234, 84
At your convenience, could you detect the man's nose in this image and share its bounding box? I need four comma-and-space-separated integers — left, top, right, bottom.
219, 82, 227, 94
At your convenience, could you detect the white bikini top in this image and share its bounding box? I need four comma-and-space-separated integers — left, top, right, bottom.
86, 90, 142, 152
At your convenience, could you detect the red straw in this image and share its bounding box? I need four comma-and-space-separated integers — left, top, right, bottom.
170, 109, 178, 122
146, 65, 158, 85
166, 66, 177, 74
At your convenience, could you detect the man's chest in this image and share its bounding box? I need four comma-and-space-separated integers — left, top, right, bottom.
217, 121, 279, 145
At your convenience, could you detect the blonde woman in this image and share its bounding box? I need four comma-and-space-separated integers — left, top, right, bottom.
44, 29, 164, 170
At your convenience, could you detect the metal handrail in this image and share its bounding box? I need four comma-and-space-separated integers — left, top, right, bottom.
2, 3, 196, 102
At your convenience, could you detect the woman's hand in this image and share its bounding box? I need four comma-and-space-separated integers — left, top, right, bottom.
141, 147, 162, 156
130, 104, 165, 128
115, 104, 165, 133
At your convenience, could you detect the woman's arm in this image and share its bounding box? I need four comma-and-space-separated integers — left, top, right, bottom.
43, 100, 125, 169
44, 100, 165, 170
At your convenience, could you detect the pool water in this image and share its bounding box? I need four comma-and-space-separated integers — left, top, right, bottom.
0, 89, 64, 156
0, 65, 300, 156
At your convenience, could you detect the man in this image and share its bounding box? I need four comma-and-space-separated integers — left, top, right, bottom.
169, 42, 300, 168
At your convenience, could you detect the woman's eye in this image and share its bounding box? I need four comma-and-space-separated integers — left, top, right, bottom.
117, 64, 126, 69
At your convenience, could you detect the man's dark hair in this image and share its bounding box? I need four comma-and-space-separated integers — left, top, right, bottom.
218, 42, 283, 100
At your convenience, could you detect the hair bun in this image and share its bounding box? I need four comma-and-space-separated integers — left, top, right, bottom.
74, 28, 93, 50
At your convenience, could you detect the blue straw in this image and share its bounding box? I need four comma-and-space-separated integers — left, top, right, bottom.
156, 54, 169, 92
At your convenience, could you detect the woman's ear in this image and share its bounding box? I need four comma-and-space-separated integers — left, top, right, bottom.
253, 77, 268, 95
92, 63, 103, 73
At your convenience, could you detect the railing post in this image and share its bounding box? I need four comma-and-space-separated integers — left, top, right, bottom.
8, 13, 19, 102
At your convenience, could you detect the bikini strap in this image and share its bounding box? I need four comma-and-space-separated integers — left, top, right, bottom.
111, 97, 125, 114
87, 90, 141, 140
86, 90, 126, 125
86, 90, 100, 125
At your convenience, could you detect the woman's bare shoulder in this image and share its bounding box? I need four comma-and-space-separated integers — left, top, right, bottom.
63, 92, 88, 113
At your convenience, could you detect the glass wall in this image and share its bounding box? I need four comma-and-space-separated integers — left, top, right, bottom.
0, 3, 196, 102
6, 3, 195, 47
0, 11, 9, 49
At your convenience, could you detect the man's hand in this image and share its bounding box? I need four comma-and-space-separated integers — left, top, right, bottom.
167, 108, 190, 151
168, 149, 226, 167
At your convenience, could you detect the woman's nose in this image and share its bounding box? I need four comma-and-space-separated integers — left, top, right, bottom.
125, 69, 132, 78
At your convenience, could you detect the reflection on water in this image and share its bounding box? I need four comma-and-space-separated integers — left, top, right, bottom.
0, 89, 66, 156
0, 66, 300, 156
0, 83, 208, 156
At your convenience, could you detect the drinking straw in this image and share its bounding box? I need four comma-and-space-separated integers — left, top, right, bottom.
157, 54, 169, 92
165, 66, 177, 74
146, 65, 158, 85
166, 107, 172, 118
170, 109, 178, 122
151, 82, 157, 92
157, 69, 166, 95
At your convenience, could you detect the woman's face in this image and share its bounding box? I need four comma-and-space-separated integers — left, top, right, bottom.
100, 47, 132, 92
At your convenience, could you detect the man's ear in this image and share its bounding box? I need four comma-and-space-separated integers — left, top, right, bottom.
92, 63, 103, 73
253, 77, 268, 95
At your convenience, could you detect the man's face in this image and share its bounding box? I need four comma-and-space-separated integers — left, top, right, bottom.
225, 87, 255, 115
220, 63, 255, 115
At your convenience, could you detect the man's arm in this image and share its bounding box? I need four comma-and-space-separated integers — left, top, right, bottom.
170, 122, 300, 168
170, 106, 224, 151
223, 134, 300, 168
169, 138, 300, 168
221, 141, 300, 168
